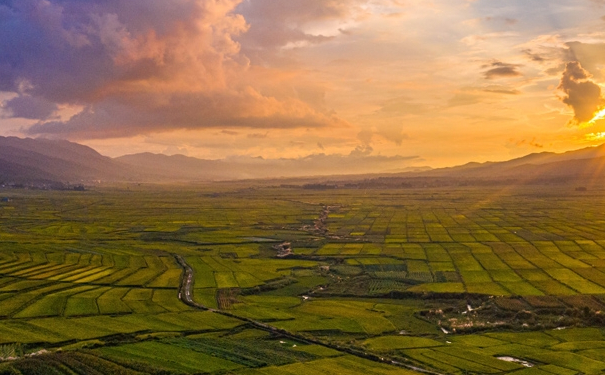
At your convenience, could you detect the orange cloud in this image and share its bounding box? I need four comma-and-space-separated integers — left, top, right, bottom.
1, 0, 350, 139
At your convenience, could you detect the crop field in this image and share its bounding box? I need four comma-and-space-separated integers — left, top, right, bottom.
2, 183, 605, 373
391, 327, 605, 374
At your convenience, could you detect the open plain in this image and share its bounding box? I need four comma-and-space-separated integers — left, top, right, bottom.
0, 182, 604, 374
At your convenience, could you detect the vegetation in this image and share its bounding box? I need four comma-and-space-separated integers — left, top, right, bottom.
2, 183, 605, 373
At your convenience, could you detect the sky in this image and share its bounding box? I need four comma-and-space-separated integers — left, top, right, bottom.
1, 0, 605, 172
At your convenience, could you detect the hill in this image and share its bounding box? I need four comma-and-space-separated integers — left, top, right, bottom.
0, 136, 135, 185
422, 144, 605, 179
2, 136, 605, 185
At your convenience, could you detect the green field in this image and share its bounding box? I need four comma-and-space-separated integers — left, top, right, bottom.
3, 184, 605, 373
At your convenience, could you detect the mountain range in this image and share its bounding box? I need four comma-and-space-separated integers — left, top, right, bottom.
0, 136, 134, 184
1, 136, 605, 185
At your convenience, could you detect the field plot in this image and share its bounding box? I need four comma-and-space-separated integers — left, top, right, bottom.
99, 341, 244, 373
312, 236, 605, 297
4, 185, 605, 374
0, 252, 190, 319
243, 355, 420, 375
186, 256, 318, 292
367, 327, 605, 374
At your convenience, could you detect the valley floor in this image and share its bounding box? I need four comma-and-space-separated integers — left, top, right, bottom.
0, 183, 604, 374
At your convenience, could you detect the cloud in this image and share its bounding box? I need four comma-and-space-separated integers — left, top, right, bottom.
221, 130, 239, 135
162, 145, 189, 156
0, 0, 242, 101
460, 32, 518, 47
247, 132, 268, 139
585, 132, 605, 141
481, 16, 518, 25
24, 91, 348, 138
235, 0, 367, 54
516, 35, 574, 76
511, 138, 544, 149
557, 61, 604, 125
482, 87, 521, 95
522, 49, 546, 62
483, 61, 522, 79
566, 42, 605, 80
1, 95, 58, 119
350, 144, 374, 157
0, 0, 349, 139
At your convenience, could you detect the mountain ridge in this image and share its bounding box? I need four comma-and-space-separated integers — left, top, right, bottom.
0, 136, 138, 184
2, 135, 605, 185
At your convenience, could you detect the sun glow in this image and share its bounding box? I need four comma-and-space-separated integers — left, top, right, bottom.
589, 108, 605, 124
585, 132, 605, 141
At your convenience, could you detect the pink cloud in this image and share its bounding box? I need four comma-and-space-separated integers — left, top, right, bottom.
0, 0, 349, 138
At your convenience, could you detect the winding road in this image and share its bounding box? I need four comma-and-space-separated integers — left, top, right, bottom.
173, 255, 444, 375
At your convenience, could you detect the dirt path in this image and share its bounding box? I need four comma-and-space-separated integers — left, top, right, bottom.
173, 255, 444, 375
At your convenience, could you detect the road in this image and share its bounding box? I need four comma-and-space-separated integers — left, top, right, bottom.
173, 255, 444, 375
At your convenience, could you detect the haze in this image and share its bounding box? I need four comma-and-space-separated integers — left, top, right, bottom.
1, 0, 605, 171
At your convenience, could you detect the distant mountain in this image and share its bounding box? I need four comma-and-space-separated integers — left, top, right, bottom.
117, 144, 605, 183
0, 136, 135, 184
418, 144, 605, 179
2, 135, 605, 185
115, 152, 420, 181
115, 153, 237, 181
478, 154, 605, 182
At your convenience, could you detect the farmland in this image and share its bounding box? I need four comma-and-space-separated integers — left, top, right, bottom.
2, 183, 605, 373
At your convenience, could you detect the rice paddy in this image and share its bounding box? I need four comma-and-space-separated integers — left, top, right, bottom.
2, 183, 605, 373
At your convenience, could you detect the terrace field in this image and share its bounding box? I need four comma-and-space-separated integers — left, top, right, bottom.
1, 183, 605, 373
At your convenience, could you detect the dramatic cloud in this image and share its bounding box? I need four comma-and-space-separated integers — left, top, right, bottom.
0, 0, 348, 138
483, 62, 522, 79
24, 90, 348, 138
557, 61, 604, 125
2, 0, 605, 167
0, 0, 243, 101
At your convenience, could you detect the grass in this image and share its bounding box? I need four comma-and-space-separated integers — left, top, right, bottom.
363, 336, 443, 351
248, 355, 419, 374
63, 297, 99, 316
99, 341, 243, 373
433, 346, 524, 372
165, 335, 319, 367
96, 287, 132, 314
216, 271, 239, 288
